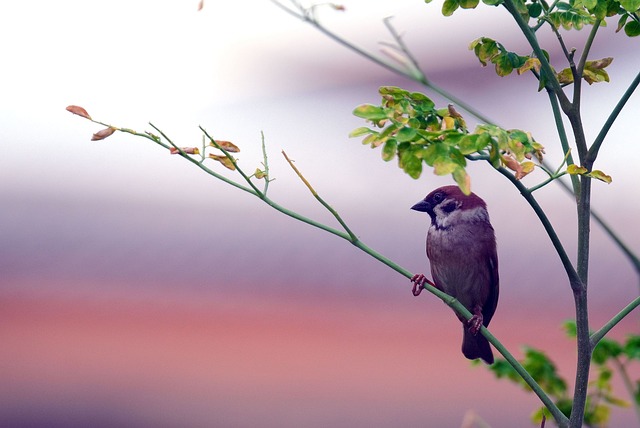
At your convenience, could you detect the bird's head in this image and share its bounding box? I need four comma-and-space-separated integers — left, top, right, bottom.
411, 185, 489, 230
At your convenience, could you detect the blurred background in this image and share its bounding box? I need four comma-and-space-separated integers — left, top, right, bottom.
1, 1, 638, 426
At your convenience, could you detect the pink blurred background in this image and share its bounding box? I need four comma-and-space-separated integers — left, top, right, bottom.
1, 1, 639, 426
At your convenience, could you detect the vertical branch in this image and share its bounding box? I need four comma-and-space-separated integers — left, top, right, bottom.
546, 90, 580, 196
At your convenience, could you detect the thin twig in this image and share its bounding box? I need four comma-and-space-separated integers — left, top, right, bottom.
282, 150, 358, 242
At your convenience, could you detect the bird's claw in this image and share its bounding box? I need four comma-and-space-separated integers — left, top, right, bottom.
467, 314, 483, 336
410, 274, 427, 296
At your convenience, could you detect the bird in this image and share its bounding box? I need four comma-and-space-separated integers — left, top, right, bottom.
410, 185, 499, 364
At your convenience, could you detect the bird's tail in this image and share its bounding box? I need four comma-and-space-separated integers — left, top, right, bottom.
462, 327, 494, 364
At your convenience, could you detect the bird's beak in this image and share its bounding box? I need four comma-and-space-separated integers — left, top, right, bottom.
411, 200, 431, 212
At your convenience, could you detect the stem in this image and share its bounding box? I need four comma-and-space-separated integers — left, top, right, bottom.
260, 131, 271, 195
574, 20, 602, 109
571, 284, 591, 427
549, 22, 574, 68
527, 171, 567, 193
199, 127, 264, 196
282, 150, 358, 242
546, 89, 580, 196
147, 124, 257, 196
569, 174, 592, 428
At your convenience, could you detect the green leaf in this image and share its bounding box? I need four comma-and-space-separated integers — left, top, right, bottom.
563, 320, 577, 337
400, 152, 423, 179
452, 167, 471, 195
521, 347, 567, 397
433, 158, 458, 175
603, 394, 631, 408
590, 0, 609, 19
396, 126, 417, 142
518, 57, 541, 75
474, 38, 501, 66
557, 67, 575, 84
584, 403, 611, 425
449, 147, 467, 167
379, 85, 409, 99
528, 2, 543, 17
582, 57, 613, 84
624, 20, 640, 37
382, 139, 397, 161
422, 142, 448, 166
606, 0, 623, 16
459, 0, 480, 8
353, 104, 388, 120
548, 8, 596, 30
494, 54, 514, 76
593, 338, 623, 364
623, 335, 640, 359
567, 164, 588, 175
575, 0, 598, 9
588, 169, 612, 183
442, 0, 460, 15
620, 0, 640, 11
616, 14, 629, 33
459, 134, 480, 154
349, 127, 374, 138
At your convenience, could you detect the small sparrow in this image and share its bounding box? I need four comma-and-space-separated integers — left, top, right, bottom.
410, 185, 499, 364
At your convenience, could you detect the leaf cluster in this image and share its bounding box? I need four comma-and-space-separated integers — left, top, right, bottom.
485, 321, 640, 426
429, 0, 640, 37
469, 36, 616, 92
350, 86, 544, 193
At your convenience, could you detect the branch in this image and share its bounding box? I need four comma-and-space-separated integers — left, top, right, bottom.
282, 150, 358, 242
573, 19, 602, 110
545, 89, 580, 196
68, 106, 571, 427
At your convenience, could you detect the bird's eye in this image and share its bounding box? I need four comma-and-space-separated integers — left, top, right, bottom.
433, 193, 444, 203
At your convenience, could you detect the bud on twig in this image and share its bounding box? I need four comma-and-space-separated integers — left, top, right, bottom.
169, 147, 200, 155
91, 127, 116, 141
66, 105, 91, 120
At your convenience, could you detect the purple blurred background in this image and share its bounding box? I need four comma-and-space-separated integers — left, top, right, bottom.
1, 1, 639, 426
